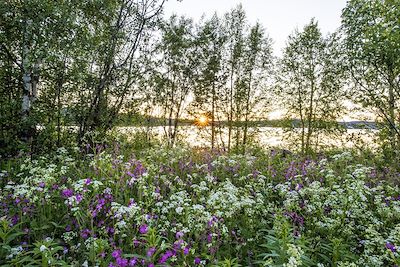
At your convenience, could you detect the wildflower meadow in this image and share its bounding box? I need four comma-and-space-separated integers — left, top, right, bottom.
1, 141, 399, 266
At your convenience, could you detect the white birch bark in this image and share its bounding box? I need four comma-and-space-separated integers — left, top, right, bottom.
22, 19, 32, 118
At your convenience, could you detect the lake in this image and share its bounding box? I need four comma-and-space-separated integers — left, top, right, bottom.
118, 126, 378, 150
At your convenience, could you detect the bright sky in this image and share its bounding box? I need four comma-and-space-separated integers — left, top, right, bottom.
164, 0, 347, 56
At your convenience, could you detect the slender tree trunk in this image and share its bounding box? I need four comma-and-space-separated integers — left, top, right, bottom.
21, 19, 39, 145
167, 78, 176, 146
211, 80, 216, 149
388, 70, 397, 153
56, 63, 65, 147
21, 20, 32, 122
305, 77, 315, 154
21, 66, 32, 121
235, 104, 240, 149
300, 119, 306, 154
171, 89, 186, 147
171, 108, 180, 147
242, 72, 252, 153
228, 62, 234, 152
298, 86, 305, 154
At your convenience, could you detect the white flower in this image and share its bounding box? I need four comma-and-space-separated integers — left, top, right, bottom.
39, 245, 47, 252
176, 206, 184, 214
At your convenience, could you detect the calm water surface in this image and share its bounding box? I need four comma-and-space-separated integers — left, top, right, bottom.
119, 126, 378, 150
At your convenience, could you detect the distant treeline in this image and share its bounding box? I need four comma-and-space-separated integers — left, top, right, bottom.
116, 114, 378, 130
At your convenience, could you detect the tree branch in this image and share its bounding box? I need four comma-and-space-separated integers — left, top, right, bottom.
0, 43, 23, 71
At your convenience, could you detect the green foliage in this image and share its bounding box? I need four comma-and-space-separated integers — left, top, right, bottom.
212, 258, 242, 267
10, 239, 67, 267
257, 215, 314, 267
342, 0, 400, 156
276, 19, 346, 154
0, 0, 166, 157
0, 219, 24, 261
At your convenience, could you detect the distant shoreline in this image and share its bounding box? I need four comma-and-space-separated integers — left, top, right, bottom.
116, 119, 379, 130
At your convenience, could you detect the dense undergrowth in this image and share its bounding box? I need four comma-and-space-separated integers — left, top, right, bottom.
0, 141, 399, 266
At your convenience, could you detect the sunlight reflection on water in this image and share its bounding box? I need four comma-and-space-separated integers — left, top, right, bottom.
119, 126, 378, 150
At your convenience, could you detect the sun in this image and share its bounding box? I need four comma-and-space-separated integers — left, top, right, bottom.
196, 115, 209, 126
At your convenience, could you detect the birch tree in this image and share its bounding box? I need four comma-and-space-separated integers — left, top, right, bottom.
240, 22, 273, 151
0, 0, 74, 152
153, 15, 196, 146
342, 0, 400, 156
191, 14, 228, 149
76, 0, 166, 143
277, 19, 345, 154
223, 5, 247, 151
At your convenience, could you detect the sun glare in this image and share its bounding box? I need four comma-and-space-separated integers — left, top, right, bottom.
196, 115, 209, 126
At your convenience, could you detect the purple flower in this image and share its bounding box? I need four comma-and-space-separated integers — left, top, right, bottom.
91, 210, 98, 218
175, 231, 184, 239
11, 215, 19, 226
284, 211, 304, 226
112, 249, 122, 259
85, 178, 92, 185
208, 216, 217, 227
38, 182, 45, 188
128, 258, 137, 266
183, 246, 190, 255
133, 239, 141, 247
62, 189, 73, 198
148, 264, 155, 267
107, 227, 115, 235
139, 224, 148, 234
194, 257, 201, 265
386, 242, 397, 252
80, 228, 91, 239
207, 233, 212, 243
75, 194, 83, 203
116, 257, 128, 267
158, 250, 174, 264
173, 239, 184, 250
147, 247, 156, 258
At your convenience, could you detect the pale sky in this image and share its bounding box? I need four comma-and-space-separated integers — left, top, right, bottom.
164, 0, 347, 56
